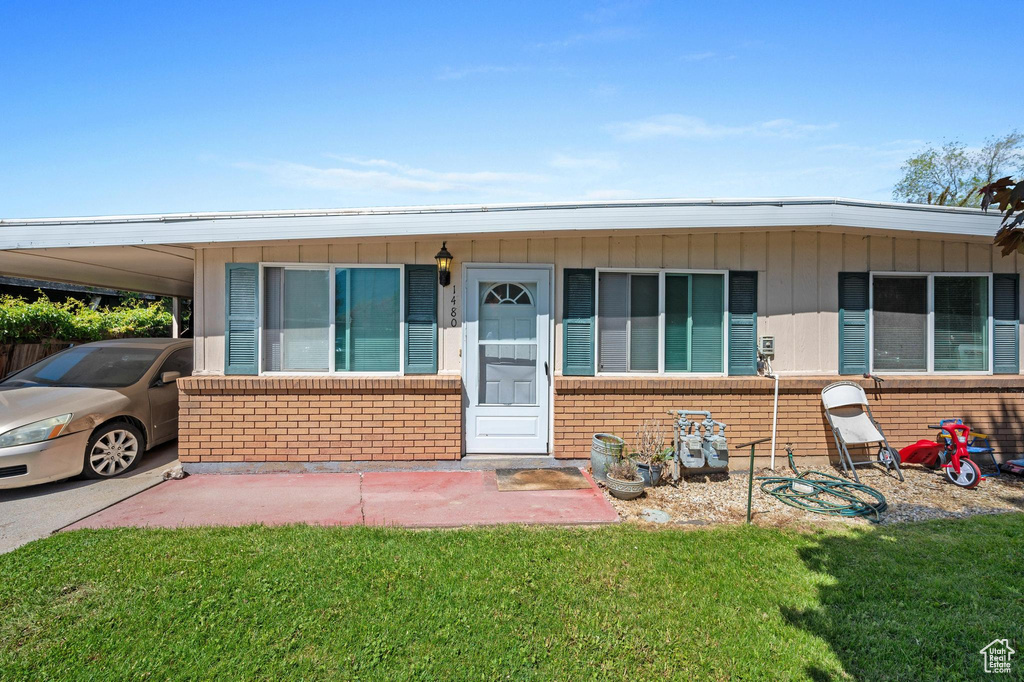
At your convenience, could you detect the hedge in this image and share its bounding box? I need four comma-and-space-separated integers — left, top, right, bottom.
0, 294, 172, 344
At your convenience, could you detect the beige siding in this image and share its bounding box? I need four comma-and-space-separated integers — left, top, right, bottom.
192, 230, 1020, 376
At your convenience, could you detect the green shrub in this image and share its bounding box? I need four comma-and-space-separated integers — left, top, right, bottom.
0, 294, 172, 344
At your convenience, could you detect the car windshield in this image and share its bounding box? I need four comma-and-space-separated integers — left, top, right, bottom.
1, 346, 163, 388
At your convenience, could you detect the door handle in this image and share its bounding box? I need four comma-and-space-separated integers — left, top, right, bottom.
544, 361, 550, 380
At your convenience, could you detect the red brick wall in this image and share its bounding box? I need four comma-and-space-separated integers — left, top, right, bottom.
554, 376, 1024, 466
177, 376, 462, 464
178, 375, 1024, 468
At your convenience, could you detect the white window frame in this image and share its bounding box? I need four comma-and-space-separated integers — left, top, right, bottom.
594, 268, 729, 377
869, 271, 993, 375
257, 262, 405, 376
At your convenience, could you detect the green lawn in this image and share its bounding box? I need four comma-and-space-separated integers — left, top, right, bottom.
1, 516, 1021, 681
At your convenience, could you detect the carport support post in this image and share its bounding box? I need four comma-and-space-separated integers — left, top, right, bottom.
171, 296, 181, 338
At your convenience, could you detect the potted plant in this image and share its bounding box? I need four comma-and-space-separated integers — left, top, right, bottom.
606, 458, 644, 500
590, 433, 625, 483
633, 419, 668, 487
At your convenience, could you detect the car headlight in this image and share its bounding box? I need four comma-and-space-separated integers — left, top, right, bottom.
0, 414, 73, 448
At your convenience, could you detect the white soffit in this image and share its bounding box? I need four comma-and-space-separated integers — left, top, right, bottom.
0, 246, 193, 297
0, 197, 1003, 250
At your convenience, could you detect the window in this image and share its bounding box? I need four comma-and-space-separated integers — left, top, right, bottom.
261, 265, 402, 373
157, 348, 193, 379
483, 283, 533, 305
934, 276, 988, 372
872, 276, 927, 371
2, 346, 163, 388
596, 270, 725, 374
869, 273, 991, 373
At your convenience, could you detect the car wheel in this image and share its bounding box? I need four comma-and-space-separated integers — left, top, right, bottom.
83, 422, 144, 479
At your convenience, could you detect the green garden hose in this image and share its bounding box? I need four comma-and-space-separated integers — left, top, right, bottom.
756, 447, 888, 523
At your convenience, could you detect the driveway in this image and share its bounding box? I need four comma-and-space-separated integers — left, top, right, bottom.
0, 442, 178, 554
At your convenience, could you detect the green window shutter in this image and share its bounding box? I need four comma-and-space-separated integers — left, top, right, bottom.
691, 274, 724, 372
838, 272, 869, 375
563, 268, 596, 376
728, 271, 758, 376
404, 264, 438, 374
993, 274, 1019, 374
224, 263, 259, 375
664, 274, 690, 371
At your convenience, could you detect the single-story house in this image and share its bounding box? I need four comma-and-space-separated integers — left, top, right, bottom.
2, 197, 1022, 470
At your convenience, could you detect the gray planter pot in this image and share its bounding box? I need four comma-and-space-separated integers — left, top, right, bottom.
637, 462, 663, 487
606, 473, 645, 500
591, 433, 624, 483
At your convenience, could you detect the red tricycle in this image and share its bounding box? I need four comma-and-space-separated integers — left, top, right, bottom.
898, 422, 984, 489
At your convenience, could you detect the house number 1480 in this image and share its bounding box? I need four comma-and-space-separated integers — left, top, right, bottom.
450, 292, 457, 327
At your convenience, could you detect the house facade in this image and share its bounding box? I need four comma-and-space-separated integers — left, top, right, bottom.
2, 198, 1022, 470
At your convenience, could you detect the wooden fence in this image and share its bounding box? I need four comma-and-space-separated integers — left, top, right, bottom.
0, 342, 74, 378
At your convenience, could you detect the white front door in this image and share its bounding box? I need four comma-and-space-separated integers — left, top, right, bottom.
464, 267, 551, 454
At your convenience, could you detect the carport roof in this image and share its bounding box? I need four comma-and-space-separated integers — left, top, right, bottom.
0, 197, 1003, 297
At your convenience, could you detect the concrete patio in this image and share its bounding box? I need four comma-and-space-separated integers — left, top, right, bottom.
65, 469, 619, 530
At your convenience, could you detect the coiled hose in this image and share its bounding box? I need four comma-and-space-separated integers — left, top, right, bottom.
756, 447, 888, 523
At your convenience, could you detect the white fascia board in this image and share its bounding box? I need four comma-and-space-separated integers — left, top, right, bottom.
0, 198, 1003, 249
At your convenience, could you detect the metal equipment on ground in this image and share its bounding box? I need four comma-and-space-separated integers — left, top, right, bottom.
668, 411, 729, 479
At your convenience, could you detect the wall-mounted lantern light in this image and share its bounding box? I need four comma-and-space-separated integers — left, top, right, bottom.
434, 241, 453, 287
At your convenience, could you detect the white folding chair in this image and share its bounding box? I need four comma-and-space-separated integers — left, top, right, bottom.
821, 381, 903, 483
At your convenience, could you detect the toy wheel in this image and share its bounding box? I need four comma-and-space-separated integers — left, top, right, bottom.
946, 459, 981, 489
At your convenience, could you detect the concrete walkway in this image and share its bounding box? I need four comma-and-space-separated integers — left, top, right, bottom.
66, 469, 619, 530
0, 442, 178, 553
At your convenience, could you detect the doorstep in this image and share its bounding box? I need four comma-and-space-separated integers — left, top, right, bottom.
65, 469, 619, 530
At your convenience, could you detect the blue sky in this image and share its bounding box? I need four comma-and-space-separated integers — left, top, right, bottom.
0, 1, 1015, 217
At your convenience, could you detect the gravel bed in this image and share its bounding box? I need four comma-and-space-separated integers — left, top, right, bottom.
603, 462, 1024, 528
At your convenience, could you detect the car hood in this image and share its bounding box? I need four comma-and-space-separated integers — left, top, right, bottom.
0, 386, 130, 434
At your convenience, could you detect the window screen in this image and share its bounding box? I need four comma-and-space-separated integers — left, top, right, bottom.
263, 267, 330, 372
872, 276, 927, 371
934, 276, 988, 371
598, 273, 628, 372
597, 273, 659, 372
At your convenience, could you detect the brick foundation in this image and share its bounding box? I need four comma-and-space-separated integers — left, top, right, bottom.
178, 374, 1024, 469
177, 376, 462, 464
554, 376, 1024, 467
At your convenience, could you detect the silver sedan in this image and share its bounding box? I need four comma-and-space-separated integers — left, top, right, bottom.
0, 338, 192, 489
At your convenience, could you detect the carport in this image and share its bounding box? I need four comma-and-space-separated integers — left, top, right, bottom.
0, 213, 195, 323
0, 214, 199, 552
0, 212, 199, 337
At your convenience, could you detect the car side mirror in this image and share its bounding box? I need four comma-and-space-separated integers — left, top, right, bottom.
159, 371, 181, 386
